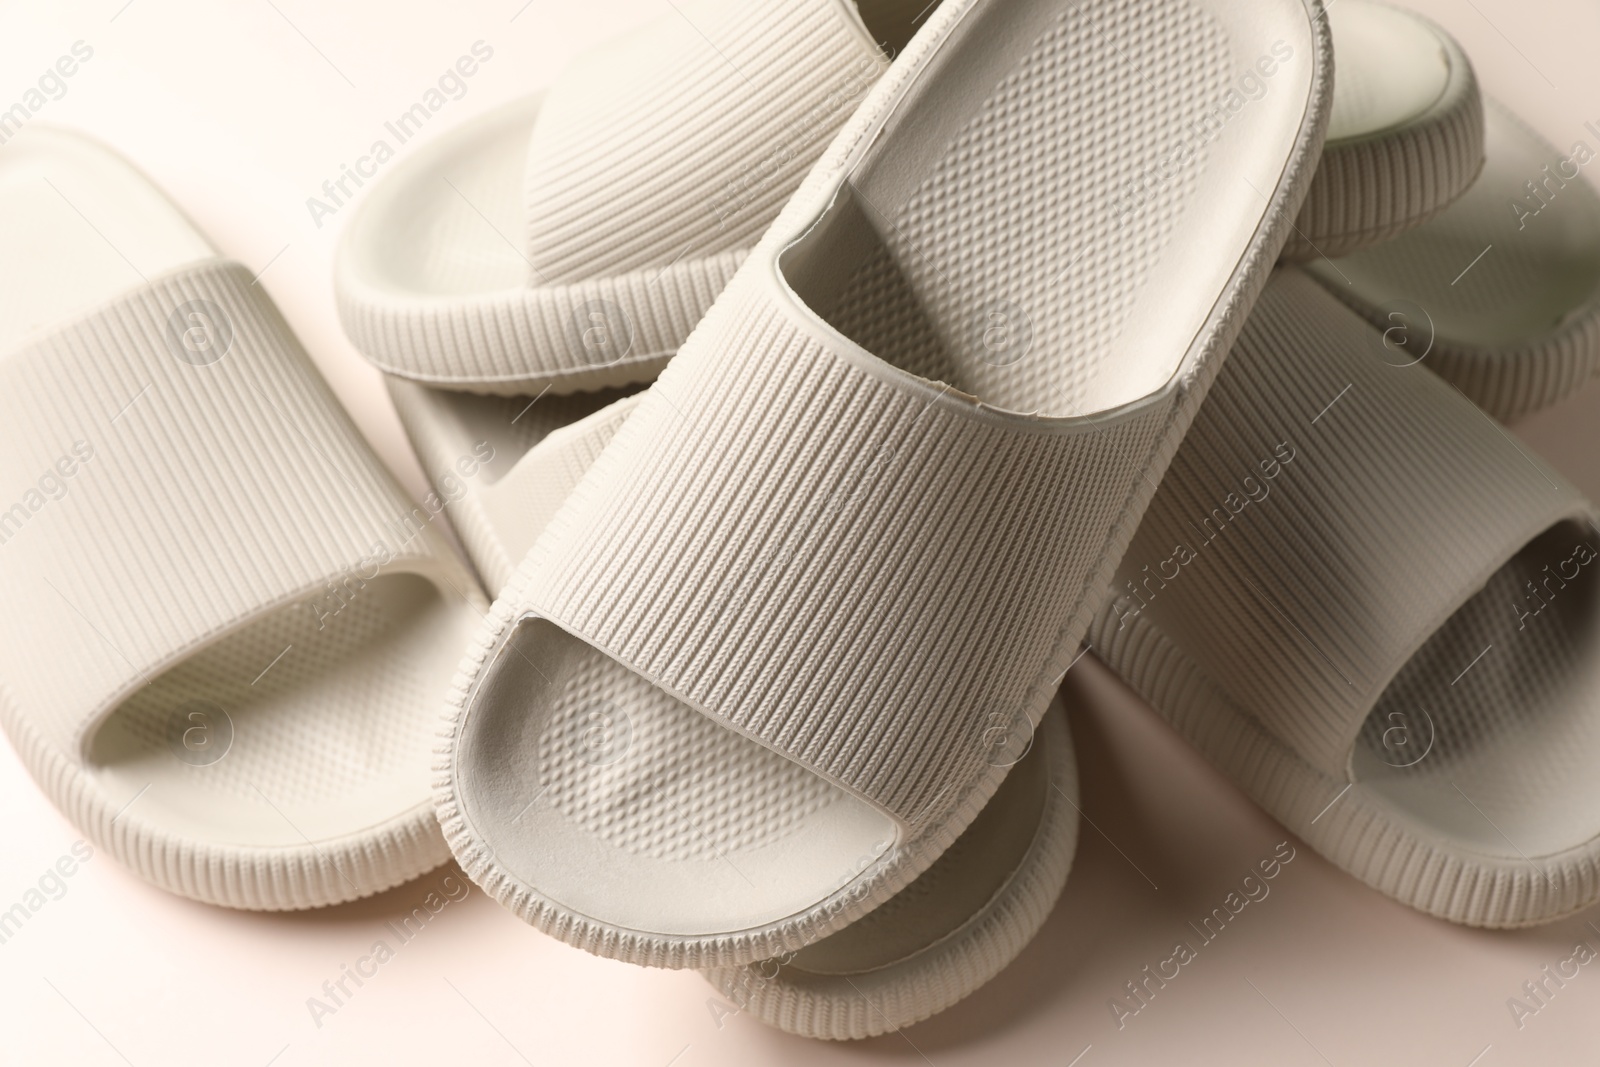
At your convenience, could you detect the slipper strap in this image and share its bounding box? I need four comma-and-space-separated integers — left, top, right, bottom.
340, 0, 888, 393
515, 275, 1175, 831
0, 260, 478, 760
520, 0, 888, 284
1094, 268, 1587, 781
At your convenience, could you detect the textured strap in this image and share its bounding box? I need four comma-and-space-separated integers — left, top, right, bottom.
340, 0, 887, 393
517, 277, 1171, 829
522, 0, 887, 282
503, 0, 1332, 830
1098, 268, 1583, 779
0, 260, 476, 758
1282, 4, 1482, 261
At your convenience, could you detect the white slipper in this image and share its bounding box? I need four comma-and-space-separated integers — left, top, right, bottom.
1092, 267, 1600, 929
398, 381, 1080, 1033
435, 0, 1331, 969
1307, 98, 1600, 420
334, 0, 898, 396
348, 0, 1474, 602
0, 127, 486, 910
1283, 0, 1483, 261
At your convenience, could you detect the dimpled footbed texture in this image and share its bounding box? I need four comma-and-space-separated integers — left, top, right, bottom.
829, 0, 1232, 416
535, 656, 841, 862
575, 0, 1232, 865
455, 617, 882, 936
1356, 521, 1600, 858
91, 575, 466, 845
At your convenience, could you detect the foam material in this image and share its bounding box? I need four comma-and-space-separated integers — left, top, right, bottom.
436, 0, 1330, 969
335, 0, 889, 394
1283, 0, 1483, 261
0, 127, 484, 910
1093, 268, 1600, 928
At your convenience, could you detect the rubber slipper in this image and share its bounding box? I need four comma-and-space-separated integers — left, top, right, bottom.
435, 0, 1331, 969
0, 127, 487, 910
1283, 0, 1483, 261
397, 381, 1077, 1033
1307, 98, 1600, 421
348, 0, 1472, 600
1092, 267, 1600, 928
334, 0, 897, 396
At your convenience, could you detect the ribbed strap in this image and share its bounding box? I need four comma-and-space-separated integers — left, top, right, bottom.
1101, 268, 1582, 779
517, 279, 1170, 829
1283, 12, 1482, 261
340, 0, 887, 393
0, 260, 472, 758
523, 0, 887, 282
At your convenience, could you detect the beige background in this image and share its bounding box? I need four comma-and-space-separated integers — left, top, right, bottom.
3, 0, 1599, 1063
